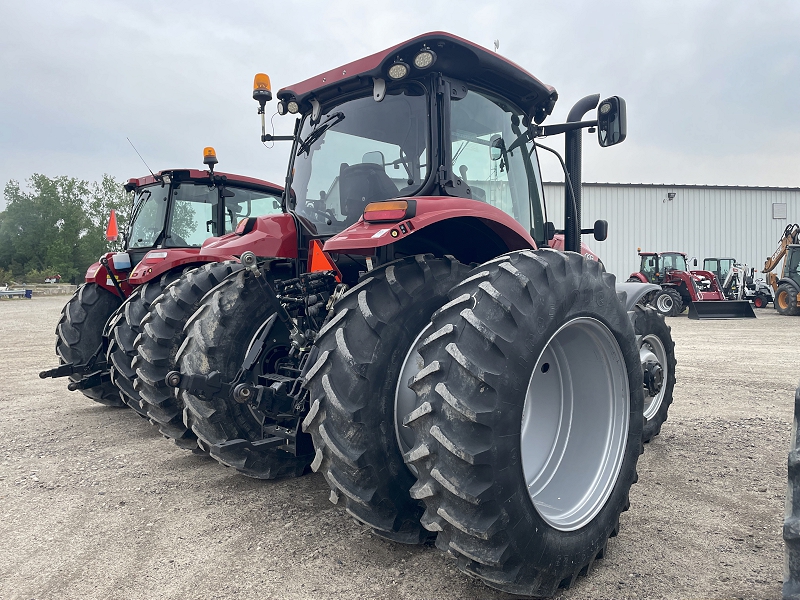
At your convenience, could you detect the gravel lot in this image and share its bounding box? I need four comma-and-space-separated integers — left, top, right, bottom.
0, 295, 796, 600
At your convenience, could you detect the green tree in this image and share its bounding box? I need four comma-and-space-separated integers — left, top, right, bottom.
0, 174, 131, 283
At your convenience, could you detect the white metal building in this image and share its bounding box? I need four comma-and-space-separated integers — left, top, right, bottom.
542, 182, 800, 280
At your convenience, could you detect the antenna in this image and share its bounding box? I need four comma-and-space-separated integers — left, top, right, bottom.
126, 137, 157, 179
494, 39, 500, 52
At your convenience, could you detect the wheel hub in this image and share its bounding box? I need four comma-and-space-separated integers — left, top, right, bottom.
521, 317, 629, 532
643, 359, 663, 396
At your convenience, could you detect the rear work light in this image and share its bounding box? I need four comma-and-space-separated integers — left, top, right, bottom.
363, 200, 416, 223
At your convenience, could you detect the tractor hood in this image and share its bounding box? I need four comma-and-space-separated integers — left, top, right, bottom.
277, 31, 558, 124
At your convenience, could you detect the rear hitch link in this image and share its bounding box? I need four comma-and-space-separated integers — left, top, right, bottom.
165, 252, 347, 452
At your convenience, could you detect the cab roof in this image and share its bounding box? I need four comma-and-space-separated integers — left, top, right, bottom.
277, 31, 558, 124
125, 169, 283, 193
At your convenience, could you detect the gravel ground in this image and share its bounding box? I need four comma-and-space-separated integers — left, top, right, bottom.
0, 295, 796, 600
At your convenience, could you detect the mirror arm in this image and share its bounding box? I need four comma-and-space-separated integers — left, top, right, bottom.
261, 134, 295, 142
530, 120, 598, 138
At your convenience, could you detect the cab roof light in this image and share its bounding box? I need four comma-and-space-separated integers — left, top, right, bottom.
286, 100, 299, 114
413, 46, 436, 69
363, 200, 414, 223
387, 59, 410, 81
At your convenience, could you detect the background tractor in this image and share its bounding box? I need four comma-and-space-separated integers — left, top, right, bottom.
40, 150, 283, 416
763, 223, 800, 316
161, 32, 676, 596
629, 250, 755, 319
703, 258, 773, 308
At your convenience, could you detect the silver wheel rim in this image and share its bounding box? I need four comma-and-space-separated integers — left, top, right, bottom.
641, 333, 667, 421
522, 317, 629, 532
395, 322, 434, 474
656, 293, 673, 313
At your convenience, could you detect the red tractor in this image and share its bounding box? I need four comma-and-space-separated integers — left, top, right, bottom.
40, 150, 283, 420
629, 250, 755, 319
152, 32, 676, 596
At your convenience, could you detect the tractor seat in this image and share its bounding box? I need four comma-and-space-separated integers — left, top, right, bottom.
339, 162, 399, 225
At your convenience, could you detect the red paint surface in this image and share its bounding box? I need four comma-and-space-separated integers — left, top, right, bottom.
549, 234, 601, 262
277, 31, 555, 119
128, 249, 205, 285
200, 213, 299, 260
324, 196, 534, 253
84, 254, 133, 297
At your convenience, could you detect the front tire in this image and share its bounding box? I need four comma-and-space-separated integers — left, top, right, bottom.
776, 284, 800, 316
402, 250, 644, 596
634, 306, 676, 443
653, 287, 682, 317
56, 283, 123, 406
302, 255, 471, 544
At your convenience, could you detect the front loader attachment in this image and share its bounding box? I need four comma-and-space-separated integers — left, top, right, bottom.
687, 300, 756, 320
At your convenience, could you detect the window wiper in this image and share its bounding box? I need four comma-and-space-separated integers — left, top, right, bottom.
297, 112, 345, 157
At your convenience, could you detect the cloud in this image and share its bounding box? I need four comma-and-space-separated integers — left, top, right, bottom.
1, 0, 799, 196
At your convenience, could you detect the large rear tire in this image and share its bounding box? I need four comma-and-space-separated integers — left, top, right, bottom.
302, 255, 471, 544
55, 283, 123, 406
178, 268, 310, 479
402, 250, 644, 596
107, 272, 184, 417
784, 380, 800, 600
776, 284, 800, 316
634, 306, 676, 443
134, 261, 243, 449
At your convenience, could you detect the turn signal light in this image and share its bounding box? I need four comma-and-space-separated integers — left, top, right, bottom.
363, 200, 413, 222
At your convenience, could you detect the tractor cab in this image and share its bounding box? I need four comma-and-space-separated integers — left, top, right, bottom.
703, 257, 735, 287
257, 32, 625, 270
638, 251, 687, 284
785, 246, 800, 286
122, 157, 282, 267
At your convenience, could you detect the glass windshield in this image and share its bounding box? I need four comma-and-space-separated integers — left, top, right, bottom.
662, 253, 687, 272
450, 89, 546, 244
291, 84, 429, 235
223, 187, 282, 234
129, 185, 169, 249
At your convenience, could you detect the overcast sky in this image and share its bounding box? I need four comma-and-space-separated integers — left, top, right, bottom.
2, 0, 799, 210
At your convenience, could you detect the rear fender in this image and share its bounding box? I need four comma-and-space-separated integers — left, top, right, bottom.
778, 278, 800, 293
548, 233, 601, 262
627, 272, 648, 283
84, 254, 133, 297
324, 197, 535, 264
614, 282, 661, 312
199, 213, 298, 261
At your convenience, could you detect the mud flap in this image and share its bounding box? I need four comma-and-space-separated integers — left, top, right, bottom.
687, 300, 756, 319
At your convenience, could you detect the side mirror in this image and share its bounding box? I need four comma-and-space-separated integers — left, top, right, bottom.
490, 134, 504, 161
544, 221, 555, 241
593, 219, 608, 241
362, 151, 385, 166
597, 96, 627, 147
692, 258, 698, 267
